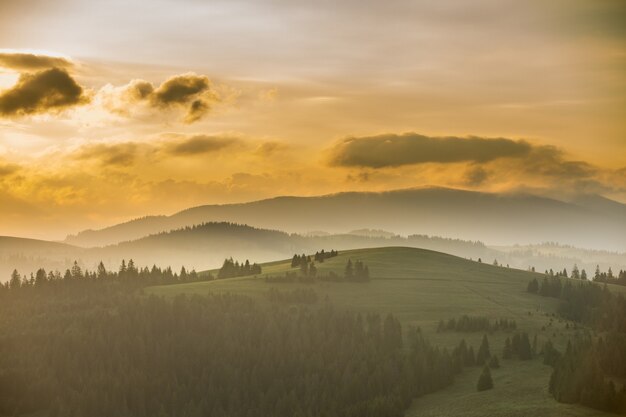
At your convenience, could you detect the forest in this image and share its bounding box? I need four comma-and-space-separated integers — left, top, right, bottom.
0, 259, 463, 417
527, 277, 626, 413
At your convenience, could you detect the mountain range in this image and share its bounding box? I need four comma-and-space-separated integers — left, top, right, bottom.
64, 187, 626, 251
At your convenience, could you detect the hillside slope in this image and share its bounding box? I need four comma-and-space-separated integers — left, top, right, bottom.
64, 187, 626, 251
0, 236, 83, 279
149, 246, 621, 417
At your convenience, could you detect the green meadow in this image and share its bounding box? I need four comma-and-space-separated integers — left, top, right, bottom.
147, 247, 623, 416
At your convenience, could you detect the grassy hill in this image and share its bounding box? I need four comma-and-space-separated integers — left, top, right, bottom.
148, 247, 622, 417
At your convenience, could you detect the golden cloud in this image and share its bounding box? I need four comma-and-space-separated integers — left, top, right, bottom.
101, 73, 219, 123
152, 74, 210, 105
184, 99, 210, 124
327, 133, 533, 168
0, 52, 73, 70
75, 143, 145, 167
0, 162, 20, 177
255, 141, 290, 156
165, 135, 241, 156
0, 68, 88, 117
123, 80, 154, 101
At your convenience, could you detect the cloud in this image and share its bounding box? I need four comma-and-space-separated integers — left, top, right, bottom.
151, 74, 215, 124
152, 74, 210, 105
464, 166, 489, 186
326, 131, 621, 196
0, 68, 87, 117
76, 143, 142, 167
524, 146, 596, 180
165, 135, 241, 156
328, 133, 532, 168
184, 99, 210, 123
255, 141, 290, 156
0, 52, 73, 70
0, 162, 20, 177
101, 73, 218, 123
123, 80, 154, 101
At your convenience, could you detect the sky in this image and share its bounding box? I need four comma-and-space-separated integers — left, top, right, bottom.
0, 0, 624, 240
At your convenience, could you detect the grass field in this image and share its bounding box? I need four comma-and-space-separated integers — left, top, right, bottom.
147, 247, 622, 416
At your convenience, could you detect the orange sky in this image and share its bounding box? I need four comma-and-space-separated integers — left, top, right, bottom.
0, 0, 624, 240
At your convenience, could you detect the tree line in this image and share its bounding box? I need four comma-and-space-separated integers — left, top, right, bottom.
290, 250, 338, 267
437, 315, 517, 333
3, 259, 204, 293
217, 258, 262, 279
266, 258, 370, 283
537, 265, 626, 287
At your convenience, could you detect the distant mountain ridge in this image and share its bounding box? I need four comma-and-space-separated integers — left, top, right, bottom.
64, 187, 626, 251
2, 223, 499, 280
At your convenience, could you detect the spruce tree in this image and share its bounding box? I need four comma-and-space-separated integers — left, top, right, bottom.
519, 333, 532, 360
476, 334, 490, 365
345, 259, 354, 280
477, 365, 494, 391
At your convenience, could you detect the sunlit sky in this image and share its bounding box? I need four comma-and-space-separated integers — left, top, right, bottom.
0, 0, 625, 240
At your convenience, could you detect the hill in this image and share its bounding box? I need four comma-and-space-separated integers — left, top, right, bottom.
0, 236, 83, 280
86, 223, 498, 274
148, 247, 623, 416
5, 222, 626, 282
493, 242, 626, 274
64, 187, 626, 251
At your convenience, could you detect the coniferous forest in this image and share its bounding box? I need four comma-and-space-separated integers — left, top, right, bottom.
527, 277, 626, 413
0, 260, 460, 417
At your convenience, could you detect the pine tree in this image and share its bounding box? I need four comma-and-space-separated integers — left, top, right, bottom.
345, 259, 354, 280
97, 262, 107, 279
477, 365, 494, 391
71, 261, 82, 279
476, 335, 491, 365
9, 269, 21, 289
527, 278, 539, 293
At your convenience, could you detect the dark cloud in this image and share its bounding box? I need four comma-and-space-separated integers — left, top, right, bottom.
0, 163, 20, 177
166, 135, 240, 156
184, 99, 210, 124
0, 68, 87, 117
328, 133, 532, 168
0, 52, 73, 70
152, 74, 210, 105
76, 143, 140, 167
464, 166, 489, 186
124, 80, 154, 101
111, 74, 216, 123
525, 146, 597, 179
